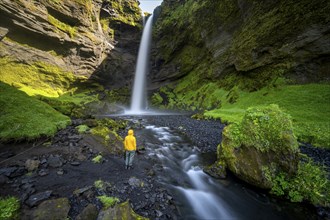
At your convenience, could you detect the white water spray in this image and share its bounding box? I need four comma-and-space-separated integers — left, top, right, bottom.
128, 15, 153, 114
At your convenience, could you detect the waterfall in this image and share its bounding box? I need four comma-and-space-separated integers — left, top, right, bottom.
128, 15, 153, 114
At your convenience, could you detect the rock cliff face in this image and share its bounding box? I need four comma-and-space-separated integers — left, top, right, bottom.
0, 0, 142, 93
151, 0, 330, 90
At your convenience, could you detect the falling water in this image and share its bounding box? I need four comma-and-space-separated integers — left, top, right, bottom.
128, 15, 153, 114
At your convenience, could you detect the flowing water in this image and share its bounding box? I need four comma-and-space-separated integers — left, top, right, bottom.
128, 15, 153, 114
135, 119, 318, 220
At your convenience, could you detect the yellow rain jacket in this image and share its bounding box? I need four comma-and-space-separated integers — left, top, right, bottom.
124, 129, 136, 151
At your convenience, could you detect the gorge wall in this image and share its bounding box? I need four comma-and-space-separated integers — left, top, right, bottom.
0, 0, 142, 96
150, 0, 330, 92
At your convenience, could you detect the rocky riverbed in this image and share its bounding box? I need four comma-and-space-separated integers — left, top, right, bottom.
0, 114, 329, 219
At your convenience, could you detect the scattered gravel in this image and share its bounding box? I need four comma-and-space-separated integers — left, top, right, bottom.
141, 114, 225, 153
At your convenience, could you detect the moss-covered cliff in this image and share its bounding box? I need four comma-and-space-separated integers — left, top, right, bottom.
0, 0, 143, 140
0, 0, 142, 95
150, 0, 330, 147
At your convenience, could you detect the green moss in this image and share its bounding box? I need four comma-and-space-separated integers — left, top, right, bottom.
97, 196, 120, 209
92, 154, 103, 164
0, 196, 20, 220
0, 57, 75, 97
265, 157, 329, 206
91, 126, 110, 143
240, 104, 298, 153
76, 125, 90, 133
94, 179, 111, 191
39, 92, 98, 117
48, 14, 77, 38
106, 0, 142, 28
0, 82, 70, 141
205, 84, 330, 148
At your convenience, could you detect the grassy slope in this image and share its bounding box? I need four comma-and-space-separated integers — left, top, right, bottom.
203, 84, 330, 148
0, 82, 70, 141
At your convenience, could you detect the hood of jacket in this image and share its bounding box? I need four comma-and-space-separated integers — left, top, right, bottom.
128, 129, 134, 135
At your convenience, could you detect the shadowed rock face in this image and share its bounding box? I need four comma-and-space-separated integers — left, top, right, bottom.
151, 0, 330, 89
0, 0, 142, 87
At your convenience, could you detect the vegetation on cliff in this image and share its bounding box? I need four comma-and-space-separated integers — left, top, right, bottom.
151, 0, 330, 148
0, 56, 75, 97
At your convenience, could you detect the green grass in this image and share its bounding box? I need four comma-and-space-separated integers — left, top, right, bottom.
39, 91, 98, 117
0, 196, 20, 219
204, 84, 330, 147
0, 82, 70, 141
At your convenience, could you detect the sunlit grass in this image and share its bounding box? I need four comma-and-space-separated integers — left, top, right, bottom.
205, 84, 330, 147
0, 82, 70, 141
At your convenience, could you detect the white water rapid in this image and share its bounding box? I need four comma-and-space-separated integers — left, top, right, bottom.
127, 15, 153, 114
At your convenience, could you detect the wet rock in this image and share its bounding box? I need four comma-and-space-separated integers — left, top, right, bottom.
76, 204, 98, 220
73, 186, 93, 196
57, 169, 64, 175
203, 162, 227, 179
70, 161, 81, 166
128, 177, 144, 188
38, 169, 49, 177
155, 210, 163, 217
0, 166, 26, 178
0, 167, 17, 177
25, 190, 52, 207
48, 155, 63, 168
25, 159, 40, 172
32, 198, 70, 220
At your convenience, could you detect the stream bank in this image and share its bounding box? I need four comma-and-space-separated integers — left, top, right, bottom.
0, 114, 329, 219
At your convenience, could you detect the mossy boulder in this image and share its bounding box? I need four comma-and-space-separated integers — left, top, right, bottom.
90, 125, 124, 155
32, 198, 70, 220
98, 200, 148, 220
218, 104, 299, 189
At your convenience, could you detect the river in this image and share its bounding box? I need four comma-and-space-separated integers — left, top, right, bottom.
124, 115, 319, 220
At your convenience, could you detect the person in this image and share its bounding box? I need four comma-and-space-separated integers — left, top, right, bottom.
124, 129, 137, 170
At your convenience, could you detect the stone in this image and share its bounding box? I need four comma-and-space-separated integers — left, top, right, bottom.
76, 204, 98, 220
32, 198, 70, 220
203, 162, 227, 179
57, 169, 64, 175
97, 201, 148, 220
25, 159, 40, 172
0, 167, 17, 177
38, 169, 49, 177
128, 177, 143, 188
48, 155, 63, 168
25, 190, 52, 207
70, 161, 81, 166
73, 186, 93, 196
0, 174, 9, 185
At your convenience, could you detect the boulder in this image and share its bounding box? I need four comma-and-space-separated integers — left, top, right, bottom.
97, 201, 148, 220
25, 190, 52, 207
48, 155, 63, 168
32, 198, 70, 220
76, 204, 98, 220
218, 104, 299, 189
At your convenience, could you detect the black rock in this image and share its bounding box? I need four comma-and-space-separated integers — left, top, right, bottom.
48, 155, 63, 168
0, 175, 9, 185
25, 190, 52, 207
70, 162, 81, 166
